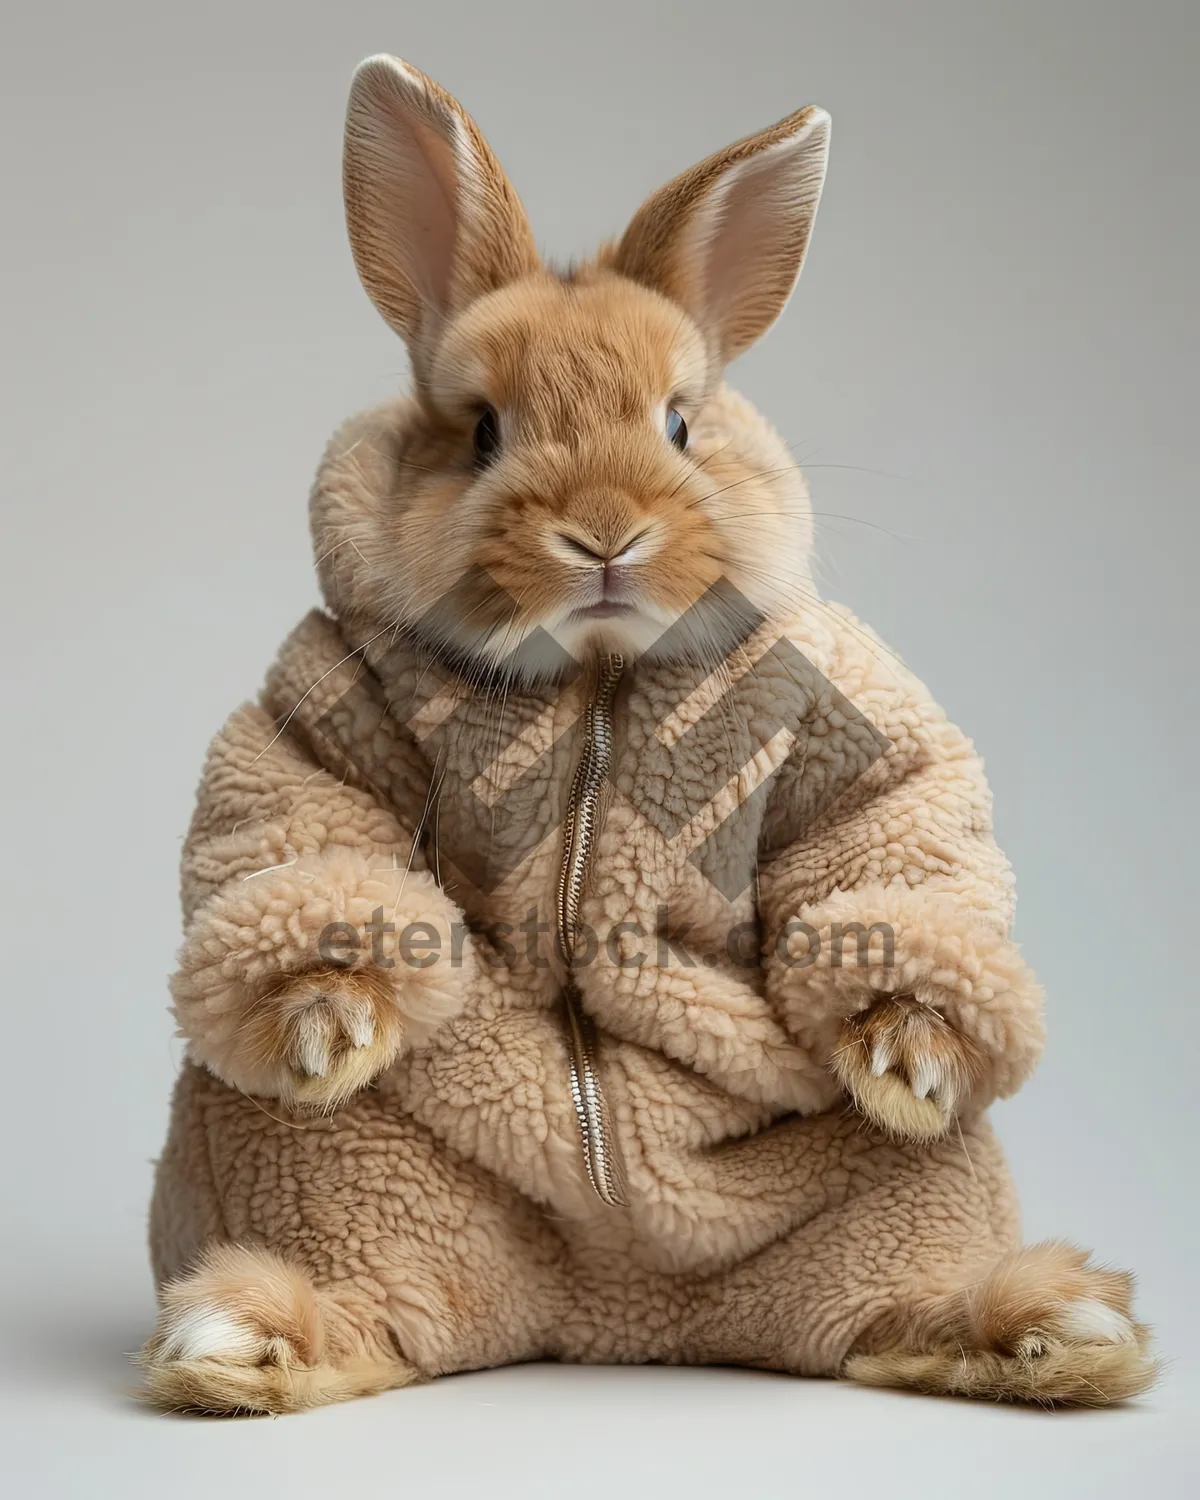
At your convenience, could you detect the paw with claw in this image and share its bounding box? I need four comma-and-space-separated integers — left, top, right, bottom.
833, 993, 983, 1142
238, 966, 405, 1111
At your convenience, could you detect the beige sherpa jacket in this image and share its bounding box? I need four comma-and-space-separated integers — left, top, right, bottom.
164, 408, 1044, 1279
140, 401, 1164, 1417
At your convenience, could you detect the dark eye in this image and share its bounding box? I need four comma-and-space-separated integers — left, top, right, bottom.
666, 407, 688, 452
473, 406, 501, 466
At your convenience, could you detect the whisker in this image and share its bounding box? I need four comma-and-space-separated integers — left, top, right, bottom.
686, 465, 804, 511
251, 619, 404, 765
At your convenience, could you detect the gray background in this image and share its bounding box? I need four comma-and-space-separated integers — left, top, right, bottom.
1, 1, 1196, 1494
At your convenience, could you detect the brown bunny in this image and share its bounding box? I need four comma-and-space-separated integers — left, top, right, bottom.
140, 55, 1155, 1413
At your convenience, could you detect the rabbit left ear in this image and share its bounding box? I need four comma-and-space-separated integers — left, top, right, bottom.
343, 56, 540, 356
612, 106, 830, 364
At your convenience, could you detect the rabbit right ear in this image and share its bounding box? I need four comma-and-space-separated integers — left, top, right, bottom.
612, 106, 830, 364
343, 56, 540, 353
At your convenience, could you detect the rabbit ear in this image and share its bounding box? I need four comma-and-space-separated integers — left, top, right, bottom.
612, 106, 830, 363
343, 56, 540, 351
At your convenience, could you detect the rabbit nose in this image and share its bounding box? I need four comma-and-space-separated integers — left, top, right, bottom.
557, 534, 611, 565
556, 528, 651, 567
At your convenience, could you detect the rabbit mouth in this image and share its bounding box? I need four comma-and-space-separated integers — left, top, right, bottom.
569, 602, 637, 621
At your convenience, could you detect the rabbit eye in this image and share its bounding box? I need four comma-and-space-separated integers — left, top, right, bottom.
666, 408, 688, 452
473, 407, 501, 466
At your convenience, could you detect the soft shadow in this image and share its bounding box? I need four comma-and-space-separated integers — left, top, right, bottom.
0, 1302, 156, 1410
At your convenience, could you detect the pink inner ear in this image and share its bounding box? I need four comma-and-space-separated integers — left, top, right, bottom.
346, 58, 541, 347
703, 147, 809, 346
385, 109, 461, 313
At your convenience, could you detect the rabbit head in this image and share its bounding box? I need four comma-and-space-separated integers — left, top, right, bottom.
313, 55, 830, 681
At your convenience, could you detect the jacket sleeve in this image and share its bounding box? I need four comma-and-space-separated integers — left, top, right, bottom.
758, 608, 1045, 1110
169, 639, 478, 1091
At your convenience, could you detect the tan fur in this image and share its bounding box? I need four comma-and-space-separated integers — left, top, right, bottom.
235, 965, 410, 1113
141, 57, 1153, 1414
612, 103, 829, 361
344, 56, 540, 362
833, 993, 984, 1142
847, 1242, 1157, 1405
140, 1244, 419, 1413
314, 281, 814, 677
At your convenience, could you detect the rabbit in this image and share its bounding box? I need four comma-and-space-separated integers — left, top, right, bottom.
139, 54, 1155, 1414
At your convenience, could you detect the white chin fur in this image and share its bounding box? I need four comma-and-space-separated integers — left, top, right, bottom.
546, 609, 677, 664
435, 567, 800, 683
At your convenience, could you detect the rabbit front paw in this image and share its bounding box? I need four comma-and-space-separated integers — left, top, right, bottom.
832, 994, 982, 1142
239, 967, 406, 1111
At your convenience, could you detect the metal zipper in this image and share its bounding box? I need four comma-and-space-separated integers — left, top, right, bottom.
557, 653, 629, 1208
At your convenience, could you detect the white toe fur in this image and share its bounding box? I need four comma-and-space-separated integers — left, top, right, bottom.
1056, 1297, 1137, 1345
156, 1303, 265, 1362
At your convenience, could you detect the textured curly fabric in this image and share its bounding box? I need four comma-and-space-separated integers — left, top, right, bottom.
141, 389, 1077, 1413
